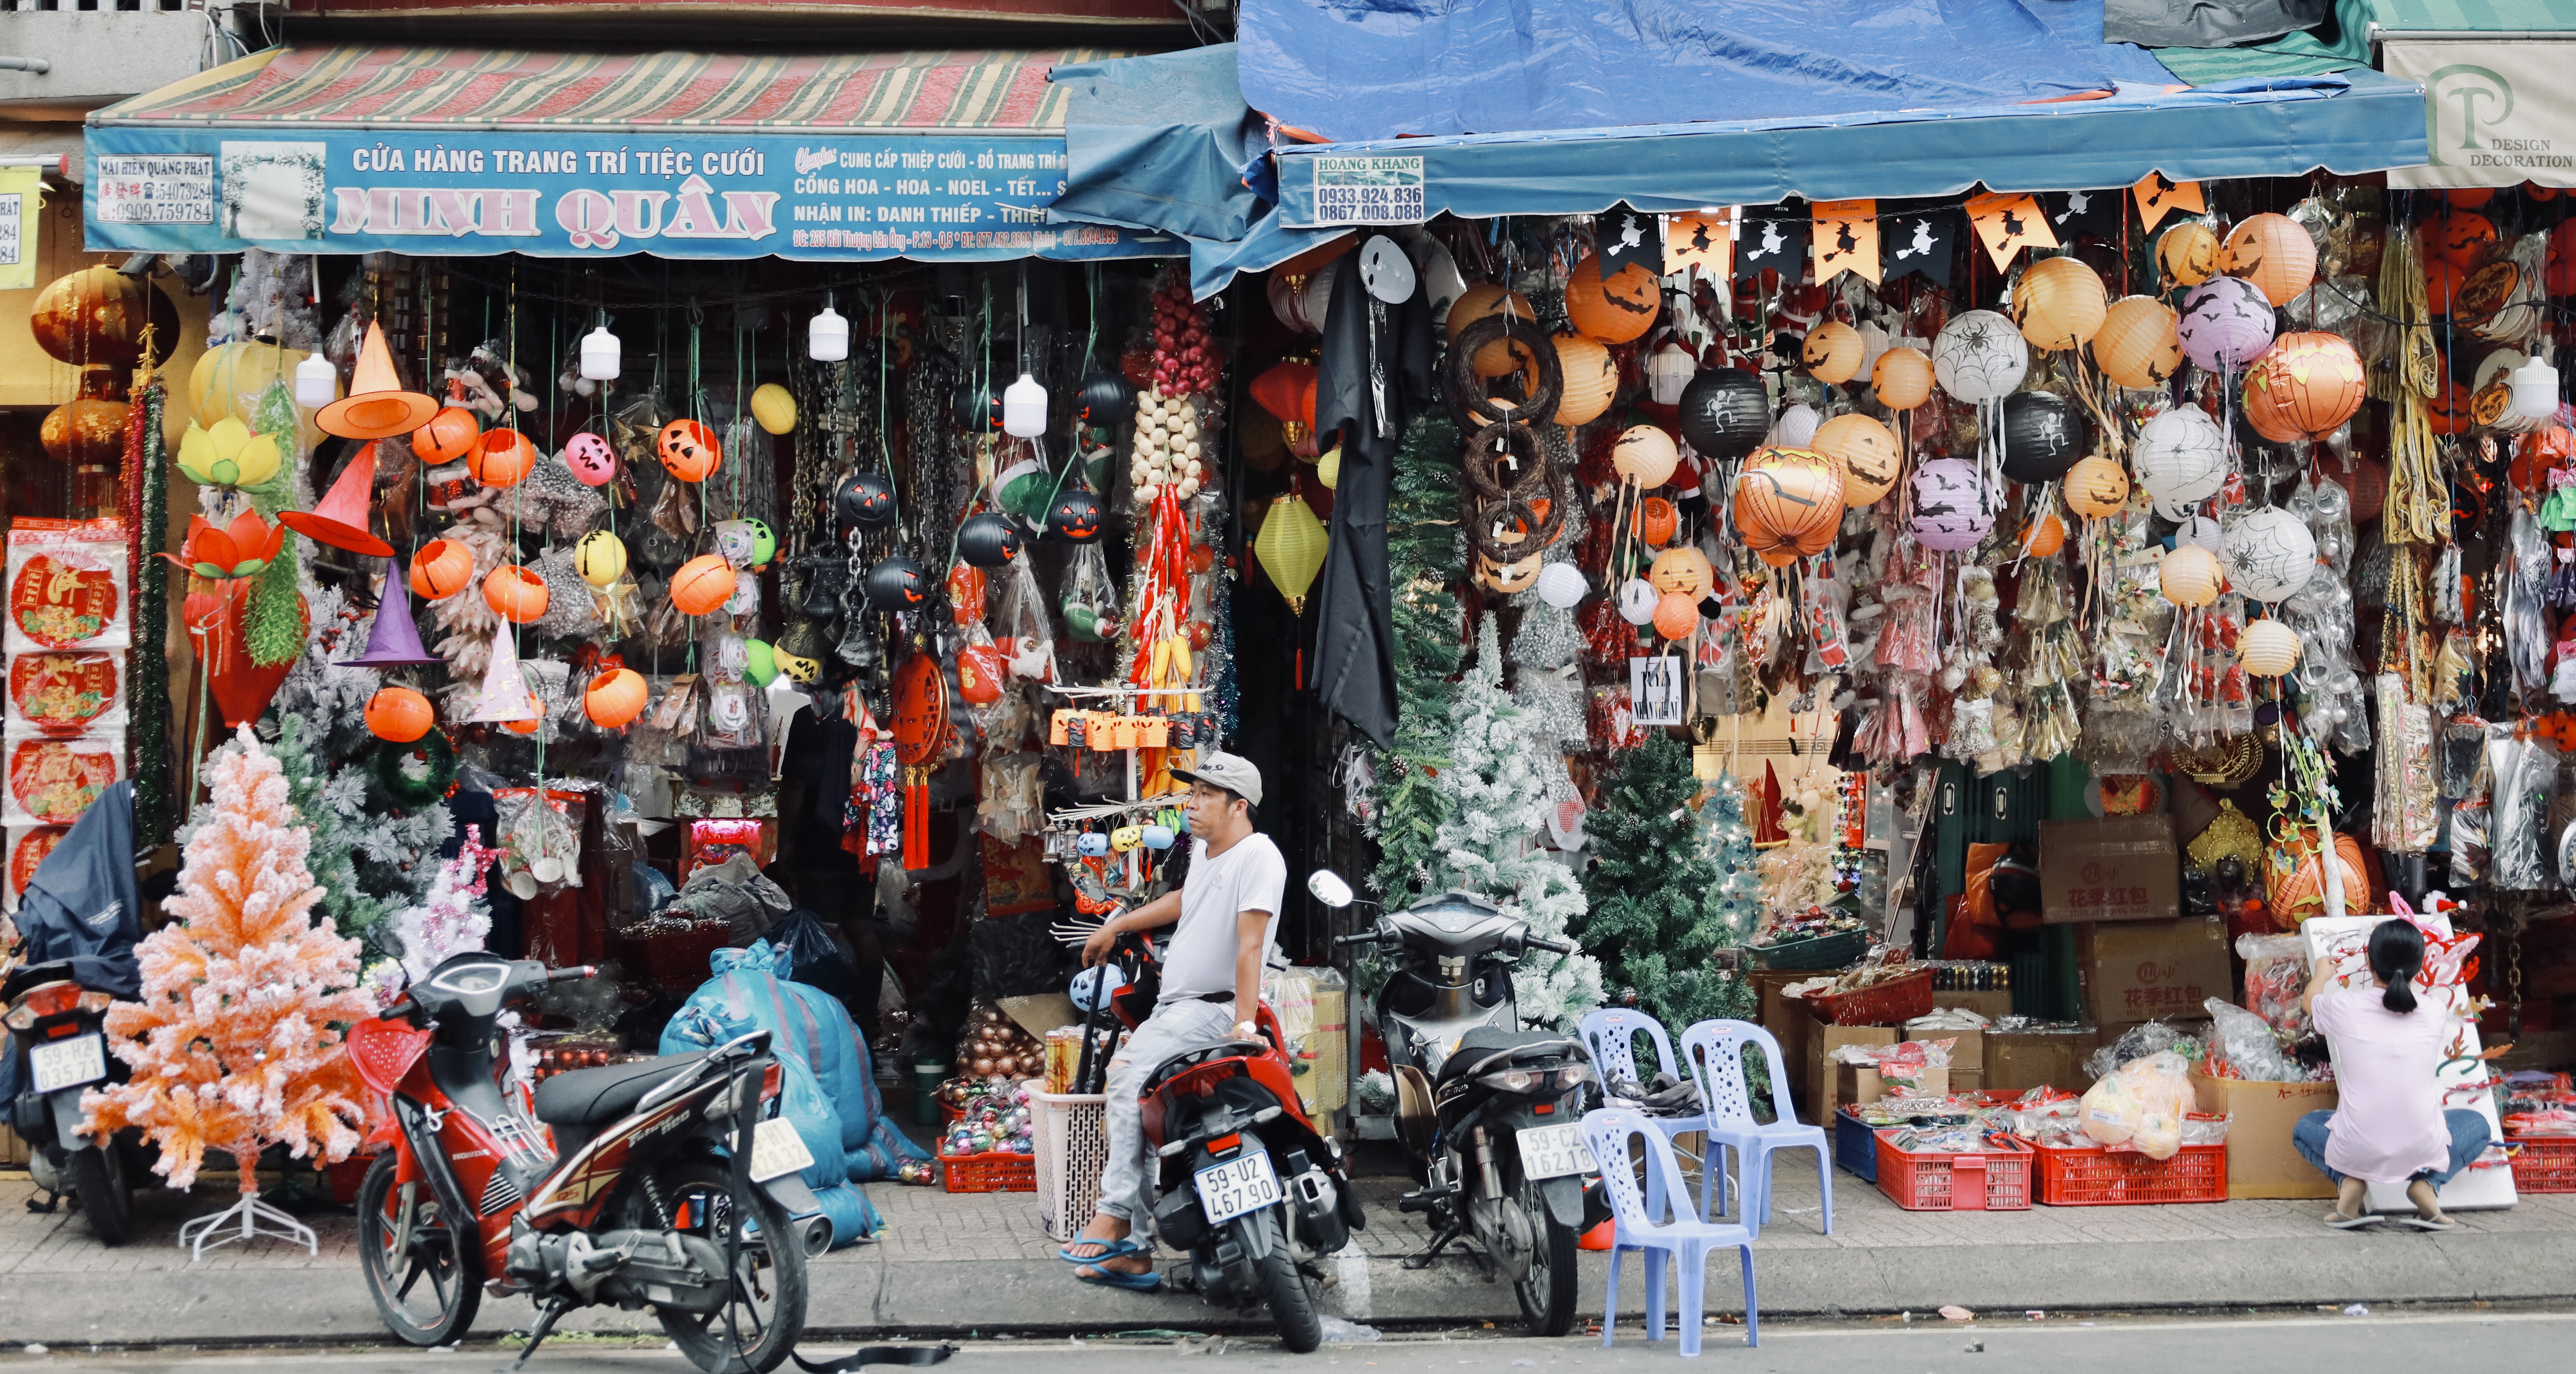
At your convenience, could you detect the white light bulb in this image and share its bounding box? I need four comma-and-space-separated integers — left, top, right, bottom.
292, 352, 337, 410
2512, 350, 2560, 421
578, 325, 621, 381
808, 305, 850, 364
1002, 371, 1048, 438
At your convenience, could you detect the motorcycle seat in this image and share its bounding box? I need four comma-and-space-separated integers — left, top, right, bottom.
1144, 1040, 1273, 1092
533, 1051, 714, 1127
1436, 1028, 1575, 1085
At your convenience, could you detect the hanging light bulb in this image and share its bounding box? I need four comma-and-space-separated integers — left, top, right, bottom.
809, 301, 850, 363
578, 319, 621, 381
292, 351, 338, 410
1002, 371, 1048, 438
2512, 349, 2561, 420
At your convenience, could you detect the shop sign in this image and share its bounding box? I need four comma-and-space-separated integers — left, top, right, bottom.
1627, 655, 1684, 727
2385, 40, 2576, 190
0, 166, 36, 291
1307, 156, 1425, 227
82, 126, 1178, 262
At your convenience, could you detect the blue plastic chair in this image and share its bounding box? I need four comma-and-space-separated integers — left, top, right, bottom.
1581, 1107, 1759, 1357
1678, 1020, 1833, 1236
1577, 1009, 1713, 1219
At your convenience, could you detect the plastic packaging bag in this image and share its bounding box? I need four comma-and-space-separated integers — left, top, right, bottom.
2235, 933, 2311, 1037
2083, 1019, 2198, 1082
2204, 995, 2299, 1083
2080, 1050, 2193, 1160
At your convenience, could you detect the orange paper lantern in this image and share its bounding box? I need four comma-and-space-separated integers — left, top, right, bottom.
1634, 496, 1679, 546
1551, 332, 1616, 426
584, 668, 649, 728
1733, 447, 1844, 560
2013, 256, 2108, 350
414, 406, 481, 465
2021, 510, 2067, 557
1803, 322, 1864, 384
2093, 295, 2183, 389
2427, 212, 2498, 270
657, 418, 723, 482
2426, 260, 2467, 316
1808, 412, 1901, 507
1648, 546, 1715, 599
2065, 455, 2129, 516
1565, 253, 1660, 344
670, 553, 738, 616
1872, 347, 1935, 410
2265, 831, 2372, 929
2221, 212, 2318, 306
468, 429, 537, 488
407, 539, 476, 602
365, 687, 435, 743
2157, 222, 2220, 289
1612, 425, 1681, 488
2243, 332, 2367, 441
1448, 284, 1539, 378
482, 565, 549, 624
1652, 590, 1700, 642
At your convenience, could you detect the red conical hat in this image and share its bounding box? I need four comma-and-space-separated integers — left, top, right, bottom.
1750, 761, 1791, 849
279, 445, 395, 557
317, 322, 438, 440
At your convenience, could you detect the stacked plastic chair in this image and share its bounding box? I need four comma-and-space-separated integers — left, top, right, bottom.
1580, 1107, 1759, 1356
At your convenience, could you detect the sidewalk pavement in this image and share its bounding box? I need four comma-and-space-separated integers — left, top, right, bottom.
5, 1161, 2573, 1347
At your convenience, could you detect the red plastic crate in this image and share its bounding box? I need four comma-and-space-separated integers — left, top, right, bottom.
1873, 1133, 2033, 1211
1805, 968, 1936, 1026
942, 1149, 1036, 1194
2034, 1140, 2227, 1206
2507, 1136, 2576, 1193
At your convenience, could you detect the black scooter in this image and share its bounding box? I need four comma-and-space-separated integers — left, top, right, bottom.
5, 959, 138, 1244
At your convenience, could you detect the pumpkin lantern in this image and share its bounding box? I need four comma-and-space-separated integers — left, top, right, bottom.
2243, 332, 2368, 442
365, 687, 436, 743
1809, 412, 1901, 507
2013, 255, 2109, 351
2093, 296, 2183, 390
574, 530, 628, 588
564, 431, 617, 487
468, 429, 537, 488
1551, 332, 1617, 426
1870, 347, 1935, 411
482, 565, 550, 624
1648, 546, 1715, 599
414, 404, 481, 465
657, 418, 723, 482
1564, 253, 1661, 344
2065, 455, 2131, 517
672, 554, 739, 616
1048, 487, 1106, 543
1634, 496, 1679, 547
1732, 447, 1844, 564
407, 539, 477, 602
584, 668, 650, 729
836, 470, 899, 529
2221, 212, 2318, 307
2157, 221, 2221, 289
1802, 322, 1864, 383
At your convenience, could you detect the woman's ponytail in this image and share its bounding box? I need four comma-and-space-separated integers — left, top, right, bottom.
2368, 919, 2424, 1014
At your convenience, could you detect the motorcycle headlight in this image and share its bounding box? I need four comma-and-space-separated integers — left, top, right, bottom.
1554, 1064, 1594, 1092
1482, 1068, 1541, 1094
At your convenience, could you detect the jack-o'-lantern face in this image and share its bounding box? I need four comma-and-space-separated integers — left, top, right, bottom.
836, 471, 897, 528
564, 431, 617, 486
1049, 490, 1105, 543
656, 418, 722, 482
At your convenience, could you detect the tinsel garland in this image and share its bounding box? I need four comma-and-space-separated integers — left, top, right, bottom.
127, 379, 174, 846
1211, 562, 1240, 742
244, 381, 308, 666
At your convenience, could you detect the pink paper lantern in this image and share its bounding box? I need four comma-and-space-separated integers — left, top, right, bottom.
1908, 457, 1993, 552
2175, 277, 2277, 373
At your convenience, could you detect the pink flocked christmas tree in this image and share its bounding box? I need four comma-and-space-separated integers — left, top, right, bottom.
84, 726, 376, 1256
391, 824, 497, 985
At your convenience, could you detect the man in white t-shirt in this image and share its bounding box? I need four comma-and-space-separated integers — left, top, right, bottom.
1061, 751, 1286, 1291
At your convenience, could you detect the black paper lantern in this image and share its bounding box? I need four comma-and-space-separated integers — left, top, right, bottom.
1676, 368, 1769, 461
864, 555, 930, 611
1998, 391, 2088, 484
952, 382, 1003, 434
836, 470, 898, 529
1076, 371, 1138, 431
1047, 487, 1106, 544
958, 511, 1024, 568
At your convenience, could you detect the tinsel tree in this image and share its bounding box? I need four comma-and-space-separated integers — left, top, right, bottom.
1699, 770, 1765, 946
391, 825, 498, 985
1573, 737, 1757, 1031
1366, 412, 1464, 898
1430, 616, 1603, 1028
85, 727, 374, 1195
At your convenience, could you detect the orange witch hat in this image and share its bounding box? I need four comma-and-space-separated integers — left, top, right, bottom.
279, 445, 396, 557
317, 322, 438, 440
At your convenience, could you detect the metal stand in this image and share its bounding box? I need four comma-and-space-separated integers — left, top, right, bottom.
178, 1192, 318, 1260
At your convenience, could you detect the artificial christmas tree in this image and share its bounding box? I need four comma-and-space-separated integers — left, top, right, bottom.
1574, 736, 1758, 1032
1698, 769, 1766, 948
84, 727, 375, 1257
390, 824, 499, 985
1368, 413, 1464, 899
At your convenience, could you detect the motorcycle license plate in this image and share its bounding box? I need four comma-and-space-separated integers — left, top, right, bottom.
749, 1116, 817, 1184
1515, 1123, 1598, 1181
29, 1033, 107, 1094
1193, 1150, 1282, 1224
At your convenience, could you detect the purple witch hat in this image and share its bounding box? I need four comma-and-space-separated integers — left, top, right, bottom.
339, 557, 447, 667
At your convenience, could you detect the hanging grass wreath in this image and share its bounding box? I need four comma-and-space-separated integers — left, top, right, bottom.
369, 726, 458, 809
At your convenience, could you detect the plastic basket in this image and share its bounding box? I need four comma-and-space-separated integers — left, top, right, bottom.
1835, 1108, 1885, 1183
1751, 930, 1867, 971
1029, 1081, 1112, 1240
2507, 1135, 2576, 1193
941, 1149, 1037, 1194
1873, 1133, 2032, 1211
1805, 967, 1936, 1026
2033, 1140, 2227, 1206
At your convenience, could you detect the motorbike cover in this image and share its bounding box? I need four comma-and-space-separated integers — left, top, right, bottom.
0, 782, 140, 1103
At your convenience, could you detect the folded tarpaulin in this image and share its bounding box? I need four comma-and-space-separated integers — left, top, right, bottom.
1052, 45, 1271, 244
2150, 0, 2576, 85
2107, 0, 2334, 47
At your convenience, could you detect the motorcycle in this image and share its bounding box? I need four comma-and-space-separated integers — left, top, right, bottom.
350, 952, 831, 1373
5, 959, 139, 1244
1314, 872, 1604, 1338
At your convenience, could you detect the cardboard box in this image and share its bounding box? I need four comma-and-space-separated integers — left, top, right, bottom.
1934, 990, 2017, 1022
1984, 1026, 2100, 1093
1753, 970, 1815, 1099
1843, 1064, 1949, 1105
2040, 815, 2181, 924
2079, 915, 2232, 1026
1909, 1027, 1985, 1087
2191, 1072, 2339, 1199
1807, 1026, 1899, 1123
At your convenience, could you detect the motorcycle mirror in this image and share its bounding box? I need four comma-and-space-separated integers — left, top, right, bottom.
1307, 869, 1354, 909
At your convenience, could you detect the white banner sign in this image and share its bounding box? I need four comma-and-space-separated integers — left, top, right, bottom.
2387, 41, 2576, 190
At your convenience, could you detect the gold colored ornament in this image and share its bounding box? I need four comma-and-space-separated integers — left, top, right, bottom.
2185, 798, 2265, 875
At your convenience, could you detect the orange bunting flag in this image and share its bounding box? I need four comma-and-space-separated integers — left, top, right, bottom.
1965, 190, 2059, 271
2131, 172, 2206, 234
1664, 211, 1733, 282
1811, 199, 1881, 284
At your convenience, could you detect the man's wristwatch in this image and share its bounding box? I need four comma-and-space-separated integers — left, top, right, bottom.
1234, 1019, 1259, 1039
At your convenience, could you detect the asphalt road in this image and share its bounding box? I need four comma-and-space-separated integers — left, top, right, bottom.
5, 1309, 2569, 1374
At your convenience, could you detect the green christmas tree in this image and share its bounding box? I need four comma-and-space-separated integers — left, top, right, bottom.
1574, 737, 1757, 1032
1366, 412, 1465, 899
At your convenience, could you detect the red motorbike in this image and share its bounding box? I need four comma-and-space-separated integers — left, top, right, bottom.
348, 953, 827, 1373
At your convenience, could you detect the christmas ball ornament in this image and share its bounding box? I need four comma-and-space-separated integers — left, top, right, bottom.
1048, 487, 1107, 543
1652, 590, 1700, 641
2065, 455, 2130, 516
2159, 544, 2225, 607
656, 418, 723, 481
1932, 310, 2028, 404
836, 470, 899, 529
2240, 619, 2302, 676
365, 687, 435, 743
2242, 331, 2367, 441
1612, 425, 1681, 488
575, 530, 628, 588
1564, 252, 1661, 344
1872, 346, 1935, 410
2134, 406, 2228, 505
2094, 296, 2183, 389
482, 565, 549, 624
1803, 322, 1865, 383
671, 554, 739, 616
2222, 212, 2318, 306
564, 431, 618, 486
1617, 577, 1660, 625
2158, 221, 2220, 288
1735, 447, 1845, 560
750, 383, 798, 435
1676, 368, 1771, 459
413, 406, 481, 464
959, 512, 1024, 568
1907, 457, 1992, 552
2013, 255, 2109, 350
744, 640, 780, 688
1077, 371, 1139, 430
2222, 507, 2317, 602
1809, 412, 1901, 507
584, 668, 650, 728
1998, 391, 2088, 483
864, 555, 930, 611
1536, 561, 1588, 609
1770, 403, 1821, 450
468, 429, 537, 488
2176, 277, 2276, 372
1634, 496, 1679, 546
1649, 545, 1716, 598
2021, 510, 2067, 557
407, 539, 476, 602
2174, 514, 2224, 552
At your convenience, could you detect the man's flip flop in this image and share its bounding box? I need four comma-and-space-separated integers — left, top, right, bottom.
1074, 1264, 1163, 1293
2324, 1210, 2379, 1230
1058, 1237, 1148, 1264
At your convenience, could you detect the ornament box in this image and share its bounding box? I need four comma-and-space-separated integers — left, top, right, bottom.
2189, 1071, 2338, 1199
2078, 915, 2230, 1028
2037, 815, 2179, 924
1805, 1025, 1897, 1125
1982, 1026, 2100, 1094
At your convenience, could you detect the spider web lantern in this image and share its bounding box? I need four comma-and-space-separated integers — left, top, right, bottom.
1932, 310, 2028, 405
2133, 406, 2227, 506
2221, 507, 2317, 603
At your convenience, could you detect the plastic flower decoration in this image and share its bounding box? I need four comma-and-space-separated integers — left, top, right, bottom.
164, 511, 289, 580
176, 417, 286, 489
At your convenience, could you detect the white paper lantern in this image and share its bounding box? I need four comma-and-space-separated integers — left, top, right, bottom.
1647, 343, 1697, 406
2160, 545, 2224, 608
1537, 562, 1589, 609
1855, 322, 1891, 386
1297, 260, 1342, 332
2173, 514, 2223, 552
1617, 577, 1660, 625
2221, 507, 2318, 603
809, 304, 850, 363
1932, 309, 2029, 405
1770, 403, 1821, 450
2133, 406, 2227, 505
2513, 350, 2561, 420
578, 324, 621, 381
2240, 619, 2303, 677
1002, 371, 1048, 438
293, 351, 338, 410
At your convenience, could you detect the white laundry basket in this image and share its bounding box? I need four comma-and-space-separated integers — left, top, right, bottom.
1029, 1083, 1111, 1241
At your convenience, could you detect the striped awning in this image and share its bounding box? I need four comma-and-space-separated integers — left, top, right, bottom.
93, 45, 1120, 134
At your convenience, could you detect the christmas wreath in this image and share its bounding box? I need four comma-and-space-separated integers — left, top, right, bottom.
369, 726, 459, 809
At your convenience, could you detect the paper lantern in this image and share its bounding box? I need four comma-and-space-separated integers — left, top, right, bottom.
407, 540, 476, 603
1998, 391, 2087, 484
657, 418, 723, 482
1479, 551, 1543, 594
2424, 259, 2467, 317
175, 417, 285, 489
1612, 425, 1681, 488
1803, 322, 1864, 383
2159, 544, 2224, 607
414, 406, 481, 464
2065, 455, 2130, 517
1646, 342, 1698, 405
2013, 256, 2109, 350
2242, 332, 2367, 441
564, 431, 617, 486
1653, 591, 1700, 641
482, 565, 549, 624
1649, 546, 1716, 599
1872, 347, 1935, 411
2221, 507, 2317, 602
2428, 212, 2498, 270
672, 554, 740, 616
2094, 296, 2183, 390
2157, 222, 2220, 289
575, 530, 627, 588
2174, 514, 2224, 552
1617, 578, 1660, 625
2021, 510, 2067, 557
1678, 369, 1771, 458
1316, 446, 1343, 489
1250, 360, 1320, 440
1770, 403, 1821, 450
2330, 454, 2389, 524
2221, 213, 2318, 306
2133, 406, 2227, 505
751, 383, 798, 435
1809, 412, 1901, 507
1551, 333, 1617, 426
2240, 619, 2302, 677
190, 338, 317, 431
1907, 457, 1992, 552
1932, 310, 2028, 405
1735, 447, 1845, 559
1253, 493, 1328, 615
365, 687, 436, 743
1634, 496, 1679, 546
863, 555, 927, 612
469, 429, 537, 488
1536, 562, 1588, 609
1565, 253, 1660, 344
2548, 221, 2576, 297
1449, 284, 1539, 377
584, 668, 650, 729
2176, 277, 2276, 372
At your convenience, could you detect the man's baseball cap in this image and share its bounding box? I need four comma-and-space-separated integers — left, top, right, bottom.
1171, 751, 1263, 808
